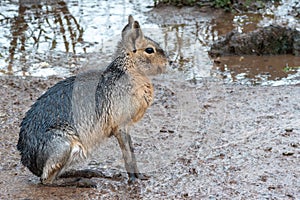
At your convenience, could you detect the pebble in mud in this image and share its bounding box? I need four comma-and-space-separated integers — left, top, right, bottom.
285, 128, 294, 132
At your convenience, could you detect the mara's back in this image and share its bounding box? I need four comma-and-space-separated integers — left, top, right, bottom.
17, 63, 130, 174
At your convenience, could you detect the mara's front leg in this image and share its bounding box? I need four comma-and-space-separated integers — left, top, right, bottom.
114, 129, 148, 183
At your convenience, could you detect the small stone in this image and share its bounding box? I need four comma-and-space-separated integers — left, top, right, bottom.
282, 152, 294, 156
285, 128, 293, 132
290, 143, 299, 148
189, 168, 197, 175
264, 147, 272, 152
182, 193, 189, 198
260, 175, 268, 182
0, 112, 7, 118
168, 129, 174, 133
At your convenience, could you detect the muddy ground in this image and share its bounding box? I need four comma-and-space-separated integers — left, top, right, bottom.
0, 74, 299, 199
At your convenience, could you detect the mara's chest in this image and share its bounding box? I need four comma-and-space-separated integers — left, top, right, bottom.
130, 75, 154, 123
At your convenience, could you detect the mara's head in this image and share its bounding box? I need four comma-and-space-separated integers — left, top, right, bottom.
116, 15, 167, 75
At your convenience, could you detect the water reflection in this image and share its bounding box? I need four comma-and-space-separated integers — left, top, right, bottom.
0, 0, 299, 85
0, 0, 156, 76
160, 11, 260, 81
212, 55, 300, 85
1, 0, 84, 75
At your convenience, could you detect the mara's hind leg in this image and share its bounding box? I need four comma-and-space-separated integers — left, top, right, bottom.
38, 129, 90, 187
39, 140, 70, 186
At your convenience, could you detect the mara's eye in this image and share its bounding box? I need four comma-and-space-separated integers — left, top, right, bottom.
145, 47, 155, 54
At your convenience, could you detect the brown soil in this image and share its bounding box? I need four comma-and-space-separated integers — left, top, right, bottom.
209, 25, 300, 57
0, 75, 299, 199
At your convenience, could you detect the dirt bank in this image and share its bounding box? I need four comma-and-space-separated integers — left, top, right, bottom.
209, 25, 300, 57
0, 74, 299, 199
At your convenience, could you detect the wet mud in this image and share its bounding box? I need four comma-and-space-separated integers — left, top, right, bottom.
0, 1, 300, 199
0, 75, 299, 199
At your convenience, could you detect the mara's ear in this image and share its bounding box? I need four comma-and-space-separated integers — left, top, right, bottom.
121, 15, 144, 52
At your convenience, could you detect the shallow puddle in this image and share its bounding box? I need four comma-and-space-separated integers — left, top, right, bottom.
0, 0, 299, 85
212, 55, 300, 85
